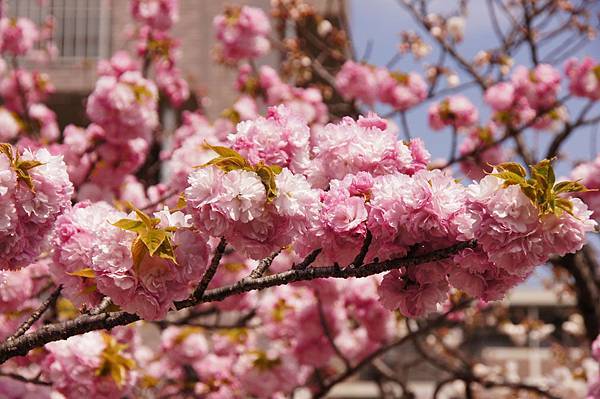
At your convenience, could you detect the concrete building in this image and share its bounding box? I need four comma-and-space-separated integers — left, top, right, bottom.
5, 0, 345, 127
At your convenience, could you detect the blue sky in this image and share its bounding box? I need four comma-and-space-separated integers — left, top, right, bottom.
348, 0, 600, 177
347, 0, 600, 287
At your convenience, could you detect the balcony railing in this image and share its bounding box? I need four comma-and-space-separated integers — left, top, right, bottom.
4, 0, 110, 60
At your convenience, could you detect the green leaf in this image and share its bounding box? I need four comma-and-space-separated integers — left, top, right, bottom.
175, 193, 187, 211
555, 197, 574, 216
0, 143, 14, 161
553, 181, 589, 194
156, 238, 177, 264
140, 229, 167, 256
204, 142, 245, 159
496, 162, 526, 177
254, 163, 278, 203
131, 238, 148, 269
532, 159, 555, 187
112, 218, 145, 233
133, 207, 158, 228
67, 268, 96, 279
491, 171, 529, 188
16, 159, 44, 171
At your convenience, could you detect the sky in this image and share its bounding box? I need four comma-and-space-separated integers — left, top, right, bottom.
347, 0, 600, 176
347, 0, 600, 288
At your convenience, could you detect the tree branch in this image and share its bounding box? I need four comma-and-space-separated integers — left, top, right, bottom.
190, 237, 227, 302
6, 286, 62, 342
0, 241, 476, 364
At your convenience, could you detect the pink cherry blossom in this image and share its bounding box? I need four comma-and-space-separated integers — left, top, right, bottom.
565, 57, 600, 100
130, 0, 179, 31
213, 6, 271, 62
0, 107, 21, 142
0, 18, 39, 56
91, 208, 210, 320
0, 147, 73, 270
309, 113, 414, 188
459, 125, 507, 180
511, 64, 561, 110
571, 155, 600, 219
335, 61, 381, 105
428, 95, 478, 130
228, 105, 311, 174
42, 331, 137, 397
51, 201, 124, 307
86, 71, 158, 143
484, 82, 516, 111
378, 71, 427, 110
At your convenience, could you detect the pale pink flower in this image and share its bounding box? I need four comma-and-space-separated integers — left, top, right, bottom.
0, 18, 39, 56
484, 82, 516, 111
571, 155, 600, 219
86, 71, 158, 143
429, 95, 478, 130
42, 331, 137, 397
0, 148, 73, 270
378, 71, 427, 110
91, 208, 210, 320
512, 64, 561, 110
309, 113, 414, 188
565, 57, 600, 100
335, 61, 380, 105
459, 125, 507, 180
51, 201, 123, 307
229, 105, 311, 174
130, 0, 179, 31
0, 107, 20, 142
379, 263, 449, 317
213, 6, 271, 62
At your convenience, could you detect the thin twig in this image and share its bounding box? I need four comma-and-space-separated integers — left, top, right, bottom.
292, 248, 322, 270
0, 371, 51, 386
248, 249, 281, 279
191, 238, 227, 302
400, 112, 412, 141
313, 298, 474, 398
349, 230, 373, 269
0, 241, 475, 364
6, 285, 62, 341
316, 294, 352, 370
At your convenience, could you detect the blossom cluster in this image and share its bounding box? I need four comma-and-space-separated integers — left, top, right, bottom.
235, 64, 329, 125
571, 154, 600, 219
0, 2, 599, 397
0, 145, 73, 270
335, 60, 427, 111
183, 107, 596, 317
213, 5, 271, 63
484, 63, 565, 130
51, 202, 210, 320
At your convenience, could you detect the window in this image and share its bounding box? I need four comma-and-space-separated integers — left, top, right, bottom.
5, 0, 110, 59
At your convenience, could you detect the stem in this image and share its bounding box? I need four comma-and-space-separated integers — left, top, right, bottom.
0, 241, 475, 364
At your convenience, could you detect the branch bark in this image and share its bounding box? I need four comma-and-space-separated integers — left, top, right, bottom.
0, 241, 475, 364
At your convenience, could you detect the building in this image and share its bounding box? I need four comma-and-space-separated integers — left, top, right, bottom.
5, 0, 345, 128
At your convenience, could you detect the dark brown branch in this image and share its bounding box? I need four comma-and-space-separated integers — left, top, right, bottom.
545, 101, 596, 160
0, 371, 51, 386
88, 297, 112, 316
313, 298, 474, 398
248, 249, 281, 279
292, 248, 322, 270
6, 286, 62, 341
190, 237, 227, 302
316, 294, 351, 370
399, 0, 489, 90
0, 241, 475, 364
350, 230, 372, 268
